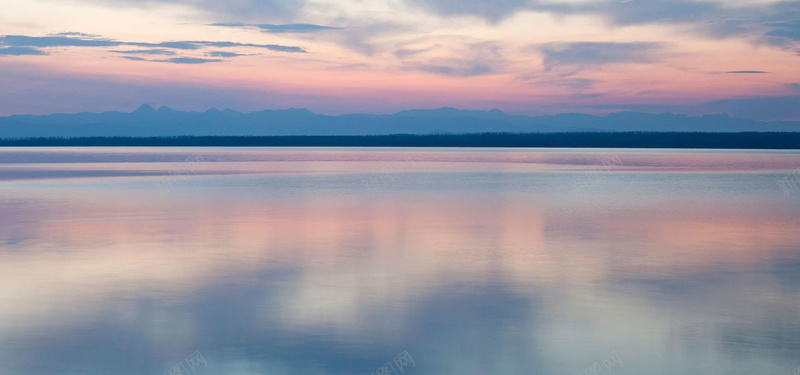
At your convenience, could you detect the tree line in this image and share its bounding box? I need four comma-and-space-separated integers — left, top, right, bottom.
2, 132, 800, 149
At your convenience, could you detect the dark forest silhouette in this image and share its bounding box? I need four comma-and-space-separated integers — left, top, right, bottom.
3, 132, 800, 148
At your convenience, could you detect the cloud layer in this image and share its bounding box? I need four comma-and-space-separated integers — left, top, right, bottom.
0, 33, 306, 64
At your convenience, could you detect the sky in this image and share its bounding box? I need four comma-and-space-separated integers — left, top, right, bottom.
0, 0, 799, 120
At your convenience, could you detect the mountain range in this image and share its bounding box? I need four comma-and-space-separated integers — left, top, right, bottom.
1, 104, 798, 138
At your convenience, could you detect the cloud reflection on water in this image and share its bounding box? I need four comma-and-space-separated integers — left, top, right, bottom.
1, 148, 799, 374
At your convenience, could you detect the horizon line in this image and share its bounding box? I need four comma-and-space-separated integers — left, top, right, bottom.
1, 103, 771, 121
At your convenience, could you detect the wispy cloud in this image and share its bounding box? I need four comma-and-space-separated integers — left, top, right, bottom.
257, 23, 343, 33
120, 56, 225, 64
403, 0, 800, 51
404, 0, 531, 23
111, 49, 177, 55
125, 41, 306, 52
572, 92, 605, 100
762, 12, 800, 46
557, 78, 596, 90
538, 42, 666, 71
0, 46, 48, 56
78, 0, 307, 20
0, 34, 306, 52
394, 46, 438, 59
251, 44, 306, 53
319, 21, 411, 56
194, 41, 306, 52
411, 61, 494, 77
403, 41, 505, 77
0, 33, 308, 61
212, 22, 343, 33
128, 41, 202, 50
157, 57, 224, 64
48, 32, 101, 38
207, 51, 247, 57
0, 35, 120, 47
727, 70, 769, 74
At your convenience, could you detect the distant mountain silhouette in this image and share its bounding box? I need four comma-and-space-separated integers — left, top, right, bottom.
1, 106, 798, 138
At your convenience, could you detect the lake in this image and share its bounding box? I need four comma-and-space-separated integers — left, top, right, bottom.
1, 147, 799, 375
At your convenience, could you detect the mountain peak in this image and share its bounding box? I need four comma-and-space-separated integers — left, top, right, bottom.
2, 106, 796, 138
133, 104, 156, 113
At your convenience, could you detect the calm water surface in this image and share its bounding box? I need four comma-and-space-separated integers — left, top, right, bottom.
1, 147, 799, 375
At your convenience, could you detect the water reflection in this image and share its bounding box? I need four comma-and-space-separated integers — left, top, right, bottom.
0, 148, 799, 375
